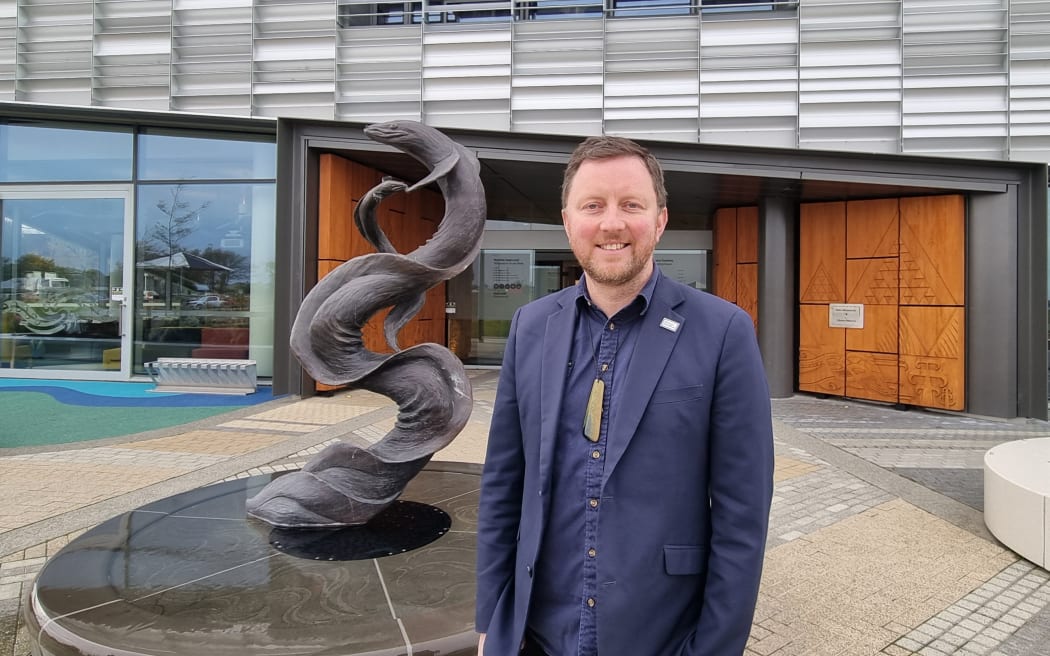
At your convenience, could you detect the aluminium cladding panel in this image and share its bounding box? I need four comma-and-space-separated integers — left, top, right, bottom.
92, 0, 172, 109
603, 16, 699, 143
171, 0, 254, 116
0, 1, 13, 99
336, 25, 423, 122
699, 10, 798, 148
1009, 0, 1050, 163
511, 18, 603, 136
16, 0, 93, 104
252, 0, 336, 119
798, 0, 902, 154
423, 24, 511, 132
901, 0, 1009, 159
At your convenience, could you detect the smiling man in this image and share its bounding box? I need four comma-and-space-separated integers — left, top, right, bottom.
475, 135, 775, 656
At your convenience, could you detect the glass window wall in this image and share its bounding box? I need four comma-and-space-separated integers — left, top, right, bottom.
1, 119, 277, 380
0, 123, 133, 183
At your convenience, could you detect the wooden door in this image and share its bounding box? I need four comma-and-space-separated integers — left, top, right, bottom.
799, 202, 846, 394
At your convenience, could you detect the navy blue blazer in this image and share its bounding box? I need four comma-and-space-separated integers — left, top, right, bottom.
476, 274, 774, 656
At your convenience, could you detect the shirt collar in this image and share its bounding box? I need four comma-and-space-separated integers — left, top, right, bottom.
574, 264, 661, 318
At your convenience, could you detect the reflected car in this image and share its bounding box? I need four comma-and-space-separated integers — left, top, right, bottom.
185, 295, 225, 309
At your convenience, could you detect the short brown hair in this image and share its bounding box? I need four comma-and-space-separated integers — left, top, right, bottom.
561, 135, 667, 209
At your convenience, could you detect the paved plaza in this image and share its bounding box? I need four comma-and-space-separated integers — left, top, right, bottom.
2, 370, 1049, 656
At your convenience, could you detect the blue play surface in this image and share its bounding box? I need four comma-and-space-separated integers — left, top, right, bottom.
0, 379, 281, 448
0, 378, 275, 407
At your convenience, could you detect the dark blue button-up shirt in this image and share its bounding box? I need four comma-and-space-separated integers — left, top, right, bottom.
528, 268, 660, 656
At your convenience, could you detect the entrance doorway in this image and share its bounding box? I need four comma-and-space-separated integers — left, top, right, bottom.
0, 187, 134, 378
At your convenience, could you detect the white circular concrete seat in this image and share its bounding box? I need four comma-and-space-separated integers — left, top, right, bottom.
984, 438, 1050, 568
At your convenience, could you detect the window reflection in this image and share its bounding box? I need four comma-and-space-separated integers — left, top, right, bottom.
1, 198, 125, 371
137, 132, 276, 181
0, 123, 133, 183
133, 183, 274, 375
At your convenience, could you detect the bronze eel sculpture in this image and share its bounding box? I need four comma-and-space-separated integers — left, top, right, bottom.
246, 120, 486, 528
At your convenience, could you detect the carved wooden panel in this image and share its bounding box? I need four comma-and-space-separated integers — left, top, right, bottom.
736, 206, 759, 264
713, 207, 737, 302
845, 304, 898, 353
847, 257, 898, 305
736, 263, 758, 331
899, 355, 964, 410
847, 198, 899, 259
899, 195, 965, 306
898, 306, 964, 410
799, 304, 845, 394
800, 201, 846, 303
899, 306, 964, 359
846, 351, 899, 403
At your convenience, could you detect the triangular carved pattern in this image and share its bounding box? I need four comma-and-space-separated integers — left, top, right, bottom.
801, 262, 842, 302
849, 258, 898, 305
900, 310, 962, 358
874, 312, 898, 353
899, 225, 962, 306
848, 204, 899, 259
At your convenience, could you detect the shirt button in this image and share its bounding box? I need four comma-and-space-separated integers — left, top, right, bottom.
591, 450, 601, 459
589, 498, 599, 508
587, 598, 596, 608
588, 548, 597, 558
608, 322, 615, 330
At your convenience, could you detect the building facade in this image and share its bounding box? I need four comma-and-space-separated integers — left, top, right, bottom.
0, 0, 1048, 419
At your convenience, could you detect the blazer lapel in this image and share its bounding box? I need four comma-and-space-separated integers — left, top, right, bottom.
602, 284, 685, 488
538, 295, 577, 496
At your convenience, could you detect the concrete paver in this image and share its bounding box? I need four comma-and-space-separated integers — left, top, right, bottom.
2, 377, 1049, 656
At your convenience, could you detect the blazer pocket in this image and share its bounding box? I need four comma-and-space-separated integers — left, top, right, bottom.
664, 544, 706, 575
650, 384, 704, 405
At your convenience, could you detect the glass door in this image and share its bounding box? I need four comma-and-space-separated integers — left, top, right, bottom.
0, 187, 134, 379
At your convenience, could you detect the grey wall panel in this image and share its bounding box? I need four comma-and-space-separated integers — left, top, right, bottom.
251, 0, 336, 119
423, 23, 511, 131
1009, 0, 1050, 163
699, 10, 798, 148
798, 0, 901, 153
17, 0, 93, 104
511, 19, 603, 136
0, 1, 16, 100
604, 16, 698, 142
337, 25, 422, 122
92, 0, 172, 110
967, 190, 1017, 418
901, 0, 1009, 159
171, 0, 253, 116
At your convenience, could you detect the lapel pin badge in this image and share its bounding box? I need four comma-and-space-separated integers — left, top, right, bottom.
659, 317, 680, 333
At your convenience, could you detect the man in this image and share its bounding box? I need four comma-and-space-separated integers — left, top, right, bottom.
475, 136, 774, 656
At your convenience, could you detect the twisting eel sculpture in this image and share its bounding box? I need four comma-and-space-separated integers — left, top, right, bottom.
246, 121, 486, 528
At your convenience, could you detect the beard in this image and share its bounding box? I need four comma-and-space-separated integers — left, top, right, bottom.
575, 241, 655, 287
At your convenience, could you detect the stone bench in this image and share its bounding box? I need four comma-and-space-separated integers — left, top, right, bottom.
145, 357, 257, 395
984, 438, 1050, 568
